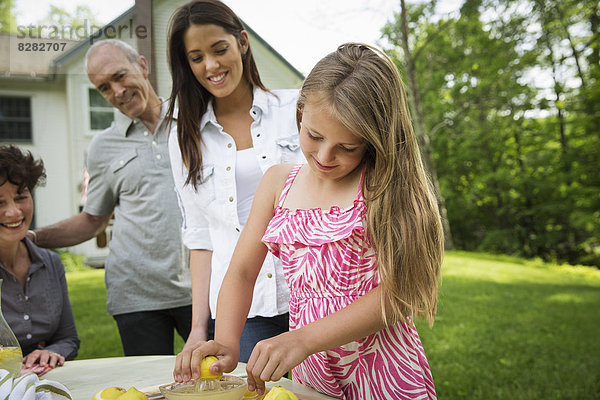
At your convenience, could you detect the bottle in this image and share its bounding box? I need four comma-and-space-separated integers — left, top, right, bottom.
0, 279, 23, 378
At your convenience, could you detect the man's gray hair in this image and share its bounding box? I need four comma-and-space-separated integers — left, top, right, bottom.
84, 39, 140, 72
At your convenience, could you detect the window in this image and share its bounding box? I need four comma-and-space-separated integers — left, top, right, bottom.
0, 96, 32, 142
89, 88, 114, 130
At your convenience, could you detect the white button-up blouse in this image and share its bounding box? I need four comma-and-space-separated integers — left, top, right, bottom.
168, 88, 305, 318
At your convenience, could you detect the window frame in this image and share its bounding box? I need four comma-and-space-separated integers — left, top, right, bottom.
0, 95, 33, 143
88, 87, 115, 132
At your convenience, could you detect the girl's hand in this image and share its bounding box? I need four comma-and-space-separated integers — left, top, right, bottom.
23, 349, 65, 369
246, 331, 309, 394
174, 340, 240, 382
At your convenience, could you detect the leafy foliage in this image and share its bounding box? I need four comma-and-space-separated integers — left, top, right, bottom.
383, 0, 600, 266
0, 0, 16, 33
57, 249, 91, 273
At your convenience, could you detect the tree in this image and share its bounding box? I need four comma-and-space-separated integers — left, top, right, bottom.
0, 0, 17, 33
383, 0, 455, 250
382, 0, 599, 266
34, 4, 101, 39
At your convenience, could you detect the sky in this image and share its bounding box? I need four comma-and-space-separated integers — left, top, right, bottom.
14, 0, 464, 75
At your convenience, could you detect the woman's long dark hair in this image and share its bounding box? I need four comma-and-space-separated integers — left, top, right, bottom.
166, 0, 267, 188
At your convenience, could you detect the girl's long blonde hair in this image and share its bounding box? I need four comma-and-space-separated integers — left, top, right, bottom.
297, 43, 444, 326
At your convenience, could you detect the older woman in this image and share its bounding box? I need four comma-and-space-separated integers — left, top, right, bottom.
0, 145, 79, 371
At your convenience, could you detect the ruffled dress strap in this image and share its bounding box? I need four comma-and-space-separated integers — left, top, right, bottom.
263, 164, 369, 249
276, 164, 303, 209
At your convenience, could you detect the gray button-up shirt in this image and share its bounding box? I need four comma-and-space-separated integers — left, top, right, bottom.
0, 238, 79, 359
84, 101, 191, 316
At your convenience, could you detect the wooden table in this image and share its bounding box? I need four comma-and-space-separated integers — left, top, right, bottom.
44, 356, 336, 400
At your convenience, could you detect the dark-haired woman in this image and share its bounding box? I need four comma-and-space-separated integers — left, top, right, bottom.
0, 145, 79, 372
166, 0, 304, 377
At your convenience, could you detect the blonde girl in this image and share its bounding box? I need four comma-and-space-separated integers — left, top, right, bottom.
175, 43, 444, 400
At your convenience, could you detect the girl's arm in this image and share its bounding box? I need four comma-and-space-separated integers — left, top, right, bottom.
178, 165, 291, 381
246, 286, 388, 394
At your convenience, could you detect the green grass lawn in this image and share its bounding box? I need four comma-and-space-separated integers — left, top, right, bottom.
65, 251, 600, 399
65, 269, 185, 360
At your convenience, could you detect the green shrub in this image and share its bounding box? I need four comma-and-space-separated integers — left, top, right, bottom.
57, 250, 91, 272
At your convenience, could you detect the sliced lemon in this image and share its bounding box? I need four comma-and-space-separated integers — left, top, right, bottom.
116, 387, 147, 400
91, 387, 126, 400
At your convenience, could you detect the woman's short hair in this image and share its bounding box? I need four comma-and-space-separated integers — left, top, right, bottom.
0, 145, 46, 193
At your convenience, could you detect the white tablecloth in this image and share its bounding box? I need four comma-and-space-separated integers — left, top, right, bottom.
44, 356, 336, 400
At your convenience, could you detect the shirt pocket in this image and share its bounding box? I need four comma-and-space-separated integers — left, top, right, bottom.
110, 150, 142, 193
276, 134, 302, 163
194, 163, 217, 205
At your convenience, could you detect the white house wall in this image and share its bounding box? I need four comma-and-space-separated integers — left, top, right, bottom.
0, 83, 72, 230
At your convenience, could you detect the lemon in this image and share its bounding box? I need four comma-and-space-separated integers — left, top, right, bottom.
91, 387, 126, 400
263, 386, 298, 400
116, 387, 147, 400
199, 355, 222, 379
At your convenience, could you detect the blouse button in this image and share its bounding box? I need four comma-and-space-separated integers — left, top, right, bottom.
235, 227, 240, 232
256, 133, 261, 137
26, 333, 32, 339
267, 273, 273, 278
143, 131, 149, 136
24, 314, 30, 320
226, 166, 231, 171
227, 143, 232, 148
262, 155, 266, 159
156, 154, 162, 160
229, 196, 234, 202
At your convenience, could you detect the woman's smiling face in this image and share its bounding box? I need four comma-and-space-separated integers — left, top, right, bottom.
183, 23, 249, 100
0, 182, 33, 245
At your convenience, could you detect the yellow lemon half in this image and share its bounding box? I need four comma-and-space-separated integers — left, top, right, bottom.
116, 387, 147, 400
91, 387, 126, 400
263, 386, 298, 400
199, 355, 222, 379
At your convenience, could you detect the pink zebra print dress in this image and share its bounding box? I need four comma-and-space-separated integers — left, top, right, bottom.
262, 164, 436, 400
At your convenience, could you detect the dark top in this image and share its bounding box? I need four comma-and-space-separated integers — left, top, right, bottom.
0, 238, 79, 359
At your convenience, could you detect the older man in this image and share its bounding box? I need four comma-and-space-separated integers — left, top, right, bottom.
29, 40, 192, 355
